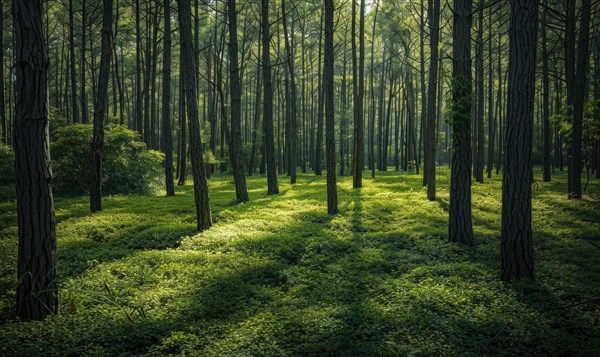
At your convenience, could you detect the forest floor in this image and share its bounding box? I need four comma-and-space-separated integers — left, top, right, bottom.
0, 169, 599, 356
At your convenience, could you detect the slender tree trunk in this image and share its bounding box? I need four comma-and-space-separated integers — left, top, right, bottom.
425, 0, 440, 200
569, 0, 591, 199
81, 0, 88, 123
352, 0, 365, 188
248, 37, 262, 176
178, 0, 212, 230
0, 1, 5, 143
324, 0, 337, 214
90, 0, 113, 213
541, 0, 551, 182
162, 0, 174, 196
474, 0, 485, 183
486, 7, 495, 179
449, 0, 474, 246
13, 0, 58, 320
501, 0, 538, 282
177, 75, 187, 185
315, 13, 324, 176
262, 0, 279, 194
135, 0, 142, 132
282, 0, 297, 183
68, 0, 79, 123
227, 0, 249, 202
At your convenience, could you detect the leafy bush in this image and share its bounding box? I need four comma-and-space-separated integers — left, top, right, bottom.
0, 144, 15, 186
51, 124, 163, 195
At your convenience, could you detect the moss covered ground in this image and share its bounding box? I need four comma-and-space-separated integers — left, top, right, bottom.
0, 169, 599, 356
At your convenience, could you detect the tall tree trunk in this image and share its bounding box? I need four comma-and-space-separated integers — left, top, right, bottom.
177, 74, 187, 185
68, 0, 79, 123
419, 0, 427, 183
135, 0, 142, 132
569, 0, 591, 199
474, 0, 485, 183
486, 7, 495, 179
501, 0, 538, 282
262, 0, 279, 195
90, 0, 113, 213
282, 0, 297, 183
81, 0, 88, 123
324, 0, 337, 214
0, 1, 5, 144
315, 13, 324, 176
178, 0, 212, 230
425, 0, 440, 200
449, 0, 474, 246
13, 0, 58, 320
352, 0, 365, 188
541, 0, 551, 182
162, 0, 174, 196
227, 0, 249, 202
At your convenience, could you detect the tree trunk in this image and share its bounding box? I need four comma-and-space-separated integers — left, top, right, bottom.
569, 0, 591, 199
501, 0, 538, 282
227, 0, 249, 202
474, 0, 485, 183
162, 0, 175, 196
81, 0, 88, 124
315, 14, 324, 176
90, 0, 113, 213
178, 0, 212, 230
282, 0, 297, 184
135, 0, 142, 132
449, 0, 474, 246
324, 0, 337, 214
541, 0, 551, 182
262, 0, 279, 195
177, 74, 187, 186
425, 0, 440, 200
352, 0, 365, 188
13, 0, 58, 321
68, 0, 79, 123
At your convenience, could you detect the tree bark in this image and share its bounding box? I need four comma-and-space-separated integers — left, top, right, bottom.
282, 0, 297, 183
178, 0, 212, 230
262, 0, 279, 195
90, 0, 113, 213
541, 0, 551, 182
501, 0, 538, 282
227, 0, 249, 202
425, 0, 440, 200
569, 0, 591, 199
162, 0, 174, 196
68, 0, 79, 124
352, 0, 365, 188
13, 0, 58, 320
324, 0, 337, 214
81, 0, 88, 124
449, 0, 474, 246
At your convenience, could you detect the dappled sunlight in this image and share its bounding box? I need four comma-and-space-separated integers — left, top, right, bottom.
0, 170, 599, 354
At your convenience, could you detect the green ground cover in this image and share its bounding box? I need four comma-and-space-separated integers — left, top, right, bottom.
0, 169, 599, 356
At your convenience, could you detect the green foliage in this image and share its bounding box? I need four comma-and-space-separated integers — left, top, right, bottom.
0, 172, 599, 355
0, 144, 15, 186
51, 124, 164, 195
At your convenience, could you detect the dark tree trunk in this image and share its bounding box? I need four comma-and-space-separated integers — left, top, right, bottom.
282, 0, 297, 184
81, 0, 88, 124
324, 0, 337, 214
248, 38, 262, 176
352, 0, 365, 188
177, 74, 187, 186
569, 0, 591, 199
13, 0, 58, 321
0, 1, 5, 144
262, 0, 279, 195
449, 0, 474, 246
315, 14, 324, 176
501, 0, 538, 282
135, 0, 142, 132
486, 7, 495, 179
541, 0, 551, 182
425, 0, 440, 200
68, 0, 79, 123
90, 0, 113, 213
162, 0, 174, 196
227, 0, 249, 202
474, 0, 484, 183
178, 0, 212, 230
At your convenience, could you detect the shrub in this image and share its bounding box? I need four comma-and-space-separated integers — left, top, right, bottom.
51, 124, 163, 195
0, 144, 15, 186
